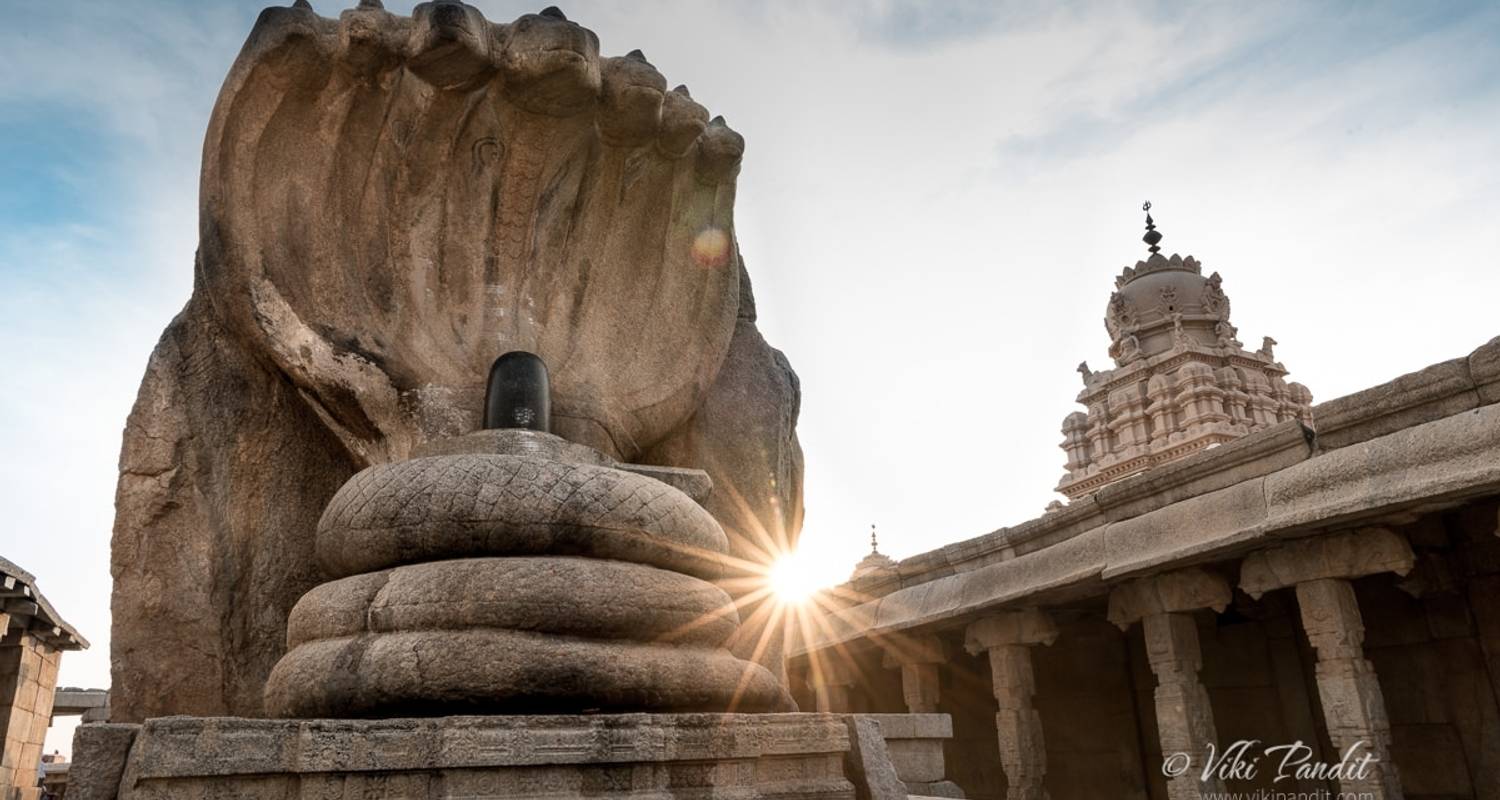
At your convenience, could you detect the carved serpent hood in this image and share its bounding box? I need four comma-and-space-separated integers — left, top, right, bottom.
200, 1, 747, 466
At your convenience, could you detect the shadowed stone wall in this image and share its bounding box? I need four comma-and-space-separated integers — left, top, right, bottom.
1358, 502, 1500, 799
1035, 617, 1150, 800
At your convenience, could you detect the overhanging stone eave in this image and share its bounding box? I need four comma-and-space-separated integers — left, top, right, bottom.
795, 397, 1500, 657
0, 554, 89, 650
794, 527, 1108, 657
852, 417, 1314, 593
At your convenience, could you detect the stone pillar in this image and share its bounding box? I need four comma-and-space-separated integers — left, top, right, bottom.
0, 631, 62, 800
878, 634, 945, 714
1296, 579, 1401, 798
1109, 568, 1232, 800
1241, 527, 1415, 800
1144, 612, 1222, 800
964, 610, 1058, 800
806, 657, 859, 713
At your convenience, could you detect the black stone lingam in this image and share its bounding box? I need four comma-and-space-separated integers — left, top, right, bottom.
483, 351, 551, 432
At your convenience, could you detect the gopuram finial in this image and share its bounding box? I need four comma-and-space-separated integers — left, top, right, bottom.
870, 524, 880, 554
1142, 200, 1162, 256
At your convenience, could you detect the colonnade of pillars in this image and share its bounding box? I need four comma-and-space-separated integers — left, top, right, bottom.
805, 527, 1417, 800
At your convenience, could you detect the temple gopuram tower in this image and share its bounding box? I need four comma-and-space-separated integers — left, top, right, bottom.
1056, 204, 1314, 499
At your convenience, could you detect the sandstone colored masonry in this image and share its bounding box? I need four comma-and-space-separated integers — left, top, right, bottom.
0, 557, 87, 800
110, 0, 804, 724
795, 324, 1500, 798
1058, 215, 1313, 500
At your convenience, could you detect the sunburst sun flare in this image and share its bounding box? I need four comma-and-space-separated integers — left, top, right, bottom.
767, 551, 830, 604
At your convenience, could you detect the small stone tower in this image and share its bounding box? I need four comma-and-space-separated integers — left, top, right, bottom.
851, 525, 897, 581
1056, 205, 1313, 500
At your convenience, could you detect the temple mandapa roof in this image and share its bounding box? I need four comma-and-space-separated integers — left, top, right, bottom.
0, 555, 88, 650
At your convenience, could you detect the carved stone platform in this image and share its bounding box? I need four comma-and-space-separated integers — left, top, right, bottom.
75, 713, 860, 800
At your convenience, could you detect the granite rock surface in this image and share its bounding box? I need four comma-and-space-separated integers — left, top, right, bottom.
111, 2, 803, 721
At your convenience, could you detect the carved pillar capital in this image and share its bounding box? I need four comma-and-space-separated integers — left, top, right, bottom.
964, 609, 1059, 654
1107, 567, 1231, 630
1239, 527, 1415, 600
1108, 569, 1229, 800
963, 612, 1056, 799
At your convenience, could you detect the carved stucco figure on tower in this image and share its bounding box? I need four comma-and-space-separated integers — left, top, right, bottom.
1056, 205, 1313, 500
110, 0, 803, 722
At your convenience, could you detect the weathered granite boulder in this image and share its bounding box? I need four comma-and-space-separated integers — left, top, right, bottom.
111, 2, 802, 721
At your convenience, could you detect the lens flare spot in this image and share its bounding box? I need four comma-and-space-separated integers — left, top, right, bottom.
768, 551, 825, 605
691, 227, 731, 268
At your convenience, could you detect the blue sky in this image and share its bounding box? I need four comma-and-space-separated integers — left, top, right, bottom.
2, 0, 1498, 753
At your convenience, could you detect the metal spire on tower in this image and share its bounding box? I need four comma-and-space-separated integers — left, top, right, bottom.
1142, 201, 1163, 256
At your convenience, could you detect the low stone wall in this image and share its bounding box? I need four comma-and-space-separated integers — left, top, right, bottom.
73, 714, 863, 800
